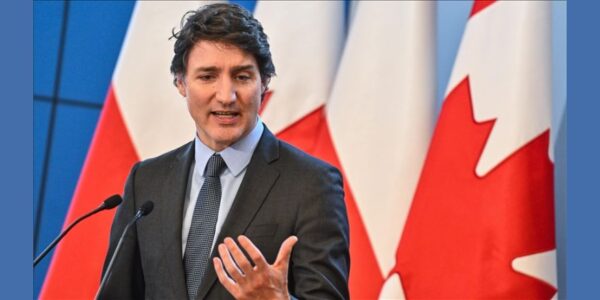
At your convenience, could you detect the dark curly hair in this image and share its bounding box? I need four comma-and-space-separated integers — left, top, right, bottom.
169, 3, 275, 86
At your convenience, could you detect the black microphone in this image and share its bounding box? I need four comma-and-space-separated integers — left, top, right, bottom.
95, 201, 154, 300
33, 194, 123, 267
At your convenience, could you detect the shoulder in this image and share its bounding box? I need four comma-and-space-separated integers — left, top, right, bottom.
256, 126, 341, 179
134, 141, 193, 172
275, 139, 342, 180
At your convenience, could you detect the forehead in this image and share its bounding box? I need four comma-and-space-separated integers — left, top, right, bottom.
186, 40, 258, 70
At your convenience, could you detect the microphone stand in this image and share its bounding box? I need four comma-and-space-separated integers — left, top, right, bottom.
95, 202, 153, 300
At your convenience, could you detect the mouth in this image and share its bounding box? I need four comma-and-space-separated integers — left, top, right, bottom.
211, 111, 240, 124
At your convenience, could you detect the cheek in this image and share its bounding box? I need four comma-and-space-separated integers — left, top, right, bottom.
186, 96, 210, 121
187, 89, 211, 107
245, 88, 263, 110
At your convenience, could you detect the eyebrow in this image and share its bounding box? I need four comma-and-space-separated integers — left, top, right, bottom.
230, 65, 257, 73
191, 64, 257, 74
191, 66, 218, 74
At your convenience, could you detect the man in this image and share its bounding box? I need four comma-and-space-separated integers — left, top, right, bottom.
99, 3, 350, 300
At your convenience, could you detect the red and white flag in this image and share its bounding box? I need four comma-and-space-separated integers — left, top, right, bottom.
41, 1, 438, 299
256, 2, 436, 298
395, 1, 557, 298
40, 2, 204, 299
325, 2, 436, 298
253, 1, 344, 149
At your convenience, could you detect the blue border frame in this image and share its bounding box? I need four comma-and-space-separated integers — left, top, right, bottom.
1, 0, 33, 298
567, 1, 599, 298
24, 0, 593, 298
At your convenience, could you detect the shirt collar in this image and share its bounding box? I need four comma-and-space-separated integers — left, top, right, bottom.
194, 118, 264, 177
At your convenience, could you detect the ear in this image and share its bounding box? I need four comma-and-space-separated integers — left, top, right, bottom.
176, 74, 187, 97
261, 77, 271, 94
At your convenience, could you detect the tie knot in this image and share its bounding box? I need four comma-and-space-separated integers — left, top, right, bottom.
205, 154, 226, 177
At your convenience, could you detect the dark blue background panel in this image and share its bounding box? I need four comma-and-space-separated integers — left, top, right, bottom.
59, 1, 135, 104
34, 100, 51, 226
33, 104, 101, 297
33, 1, 64, 97
230, 0, 257, 13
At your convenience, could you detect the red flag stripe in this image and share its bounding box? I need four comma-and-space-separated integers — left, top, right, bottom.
470, 0, 496, 17
277, 106, 385, 299
40, 86, 140, 299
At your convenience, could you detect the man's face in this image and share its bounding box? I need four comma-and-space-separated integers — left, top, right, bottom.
177, 41, 265, 151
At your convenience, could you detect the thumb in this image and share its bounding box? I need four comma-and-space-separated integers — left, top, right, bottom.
274, 236, 298, 268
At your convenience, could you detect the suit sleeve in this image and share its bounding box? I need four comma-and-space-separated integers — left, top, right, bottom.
289, 165, 350, 300
98, 163, 145, 300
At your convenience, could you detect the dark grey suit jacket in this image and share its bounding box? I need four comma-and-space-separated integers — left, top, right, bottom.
99, 128, 350, 299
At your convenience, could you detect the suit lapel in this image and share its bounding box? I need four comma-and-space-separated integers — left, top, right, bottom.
157, 141, 194, 298
196, 129, 280, 299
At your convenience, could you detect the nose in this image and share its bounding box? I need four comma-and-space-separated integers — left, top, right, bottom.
215, 78, 237, 105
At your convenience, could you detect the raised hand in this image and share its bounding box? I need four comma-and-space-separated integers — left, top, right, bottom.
213, 235, 298, 300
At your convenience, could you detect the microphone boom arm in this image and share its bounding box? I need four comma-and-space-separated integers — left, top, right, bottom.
34, 206, 103, 267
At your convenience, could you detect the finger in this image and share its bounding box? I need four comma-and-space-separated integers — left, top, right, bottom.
275, 236, 298, 268
223, 237, 253, 275
217, 243, 245, 283
213, 257, 240, 297
237, 235, 268, 270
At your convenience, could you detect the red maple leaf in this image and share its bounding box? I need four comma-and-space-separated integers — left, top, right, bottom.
395, 77, 556, 298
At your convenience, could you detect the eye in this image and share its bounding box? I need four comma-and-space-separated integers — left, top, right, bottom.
197, 74, 216, 81
236, 74, 252, 82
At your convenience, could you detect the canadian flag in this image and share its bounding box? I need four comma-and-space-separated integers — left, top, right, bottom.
395, 1, 557, 299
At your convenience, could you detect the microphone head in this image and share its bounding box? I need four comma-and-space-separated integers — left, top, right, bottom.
103, 195, 123, 210
139, 201, 154, 217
